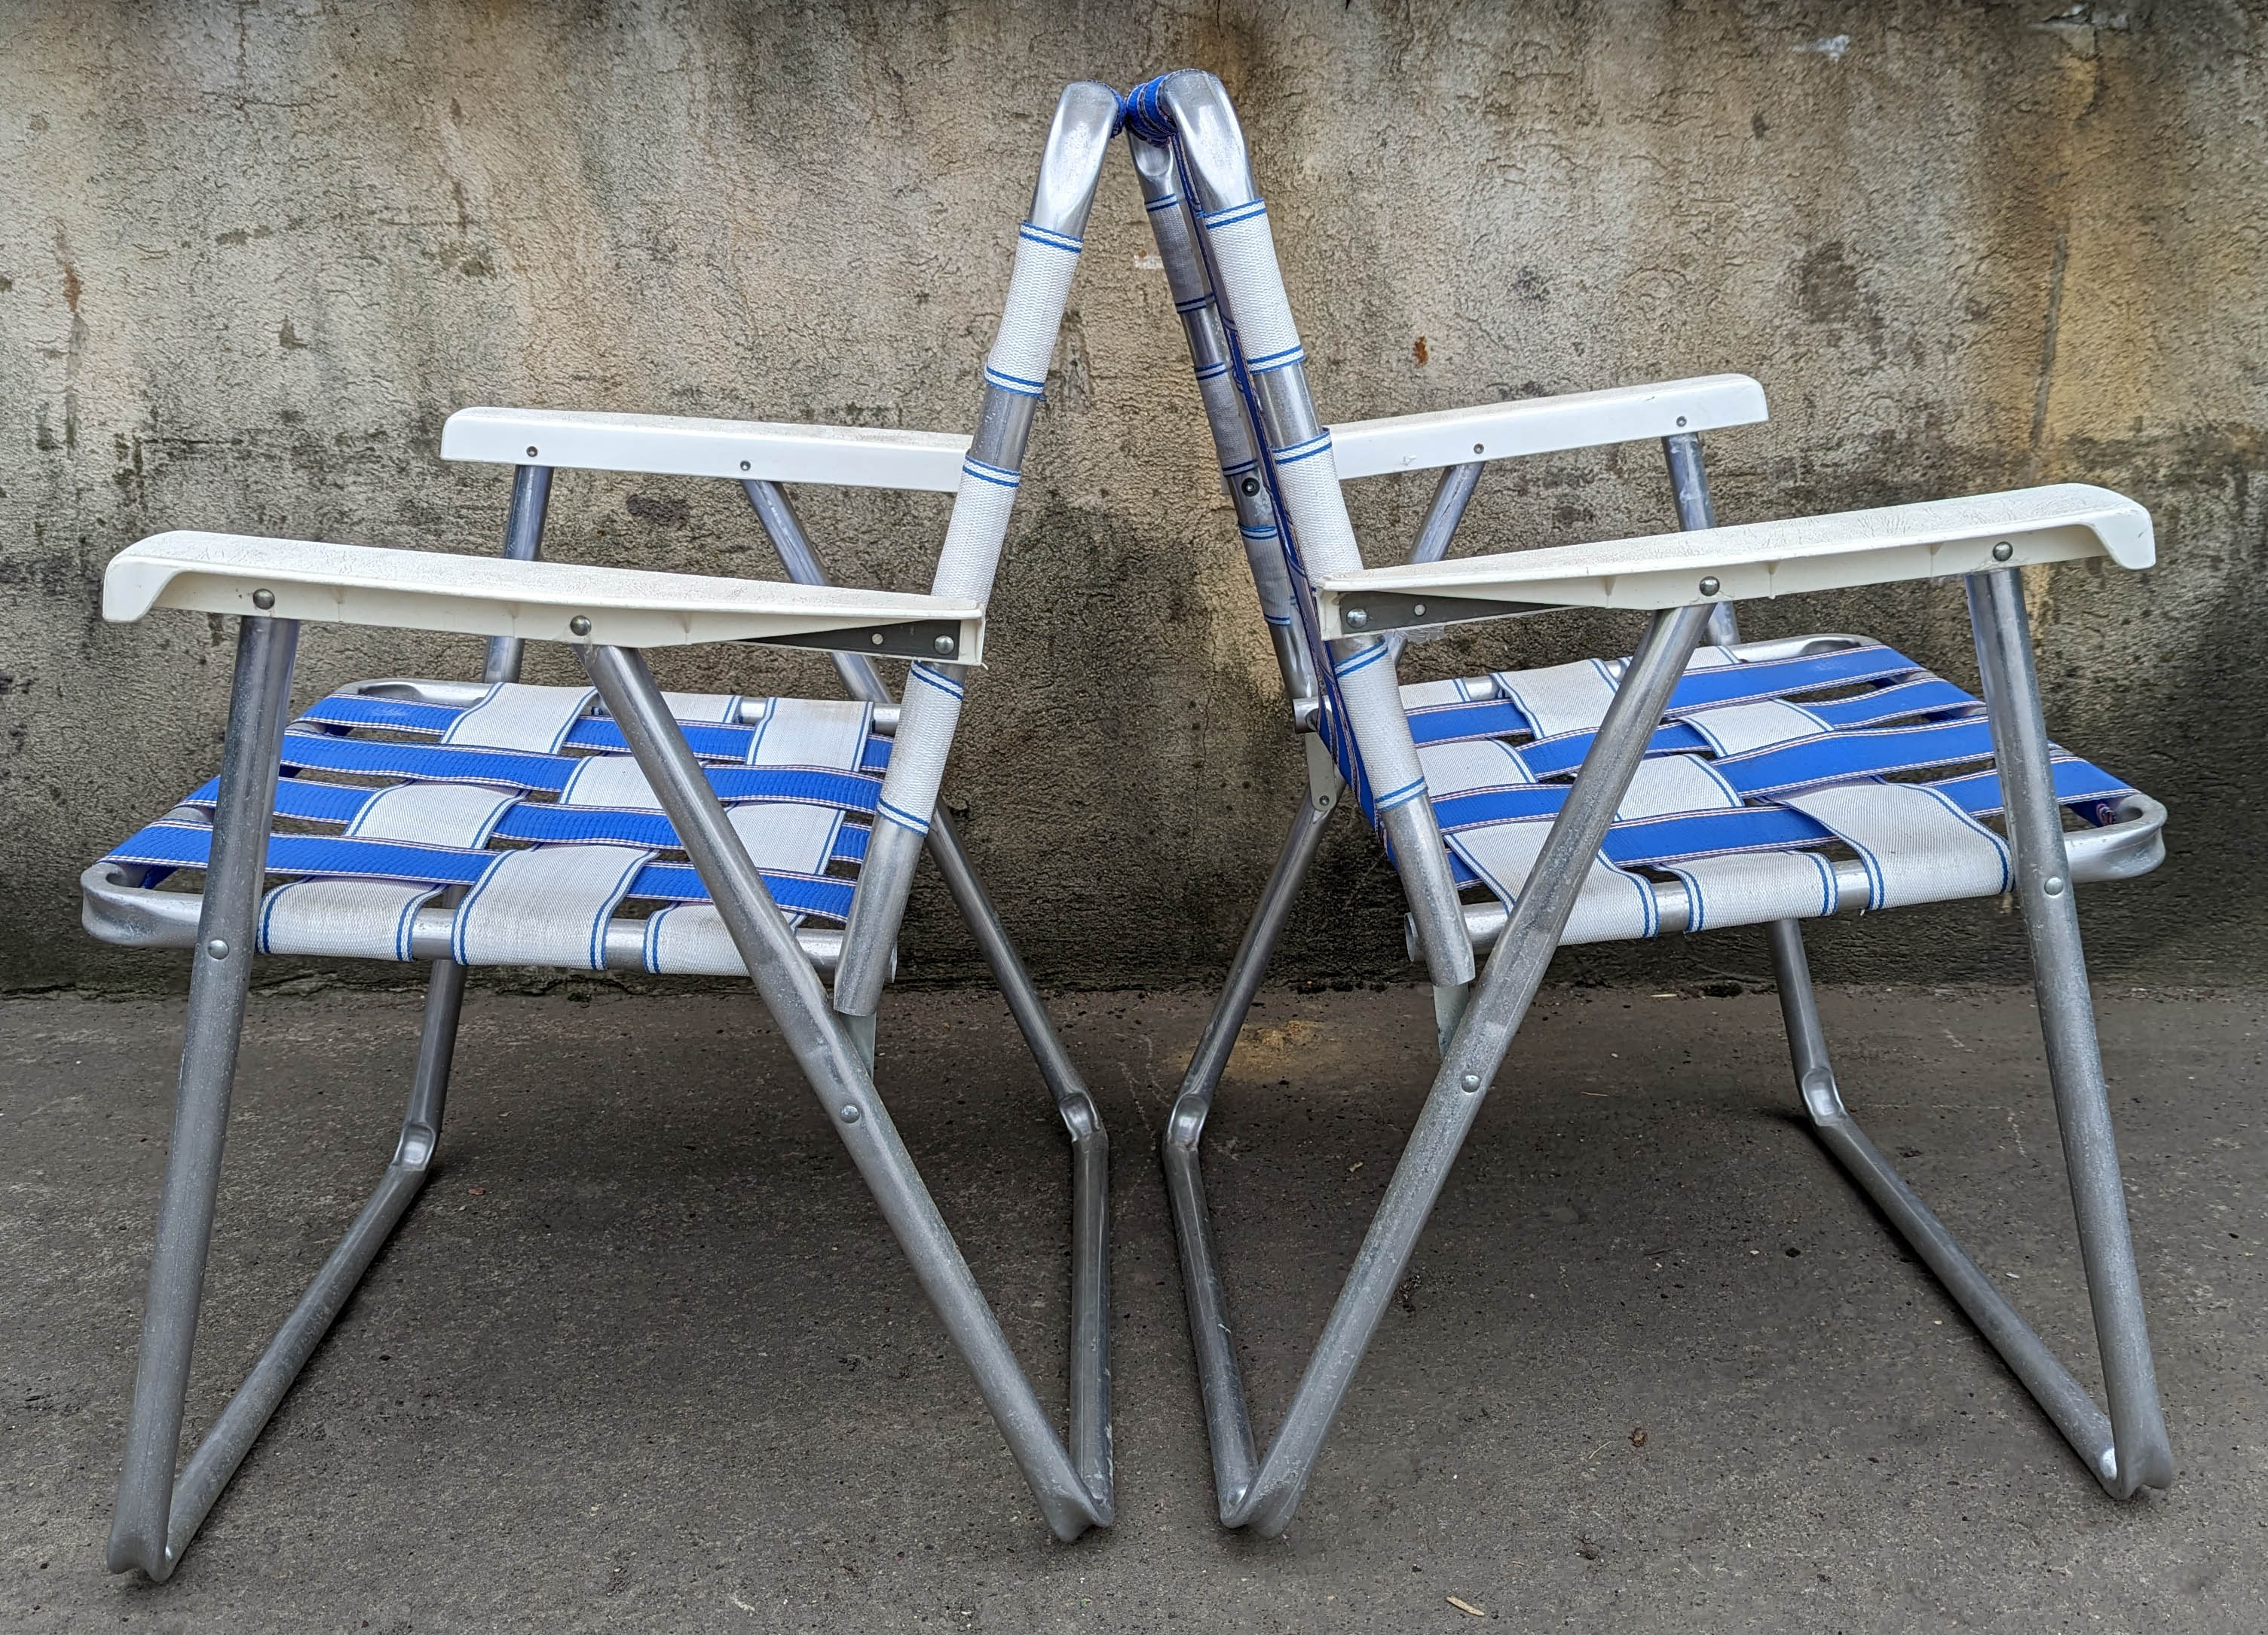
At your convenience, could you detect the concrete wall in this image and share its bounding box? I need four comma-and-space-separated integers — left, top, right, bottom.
2, 1, 2262, 994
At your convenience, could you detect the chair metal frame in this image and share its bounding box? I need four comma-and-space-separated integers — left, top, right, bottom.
1122, 69, 2174, 1536
96, 81, 1123, 1581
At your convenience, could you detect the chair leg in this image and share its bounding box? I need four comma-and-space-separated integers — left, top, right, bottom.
926, 807, 1114, 1505
1162, 786, 1336, 1516
107, 620, 469, 1578
583, 643, 1112, 1540
1163, 606, 1710, 1536
745, 476, 1115, 1502
1766, 918, 2168, 1496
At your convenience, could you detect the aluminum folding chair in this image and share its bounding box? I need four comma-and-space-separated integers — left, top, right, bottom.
88, 81, 1123, 1581
1121, 70, 2175, 1535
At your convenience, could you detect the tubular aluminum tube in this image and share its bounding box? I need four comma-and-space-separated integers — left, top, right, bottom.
1232, 602, 1712, 1535
580, 645, 1105, 1536
109, 614, 299, 1581
744, 475, 1112, 1496
167, 1162, 429, 1559
1145, 75, 1471, 990
1662, 433, 1739, 646
481, 464, 552, 684
1164, 790, 1336, 1511
834, 822, 921, 1017
743, 479, 889, 703
1129, 132, 1317, 706
1386, 462, 1482, 661
1765, 918, 2124, 1478
1967, 568, 2173, 1494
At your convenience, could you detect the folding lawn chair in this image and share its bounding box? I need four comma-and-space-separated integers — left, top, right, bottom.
88, 81, 1124, 1580
1121, 70, 2175, 1535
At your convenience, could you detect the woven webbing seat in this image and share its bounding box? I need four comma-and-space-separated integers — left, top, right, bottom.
96, 683, 902, 973
1386, 638, 2161, 946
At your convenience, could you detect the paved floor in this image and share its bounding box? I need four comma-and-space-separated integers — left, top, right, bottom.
2, 979, 2262, 1632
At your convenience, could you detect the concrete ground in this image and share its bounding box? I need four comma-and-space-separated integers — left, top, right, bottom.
2, 978, 2262, 1632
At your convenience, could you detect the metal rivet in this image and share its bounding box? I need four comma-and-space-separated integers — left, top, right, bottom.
568, 616, 591, 636
525, 445, 539, 459
1992, 540, 2014, 562
250, 589, 275, 611
840, 1104, 862, 1124
870, 632, 886, 647
2043, 876, 2066, 896
1411, 602, 1426, 617
932, 635, 955, 654
1344, 608, 1368, 629
1460, 1073, 1481, 1092
206, 938, 229, 959
1699, 576, 1721, 597
1473, 442, 1485, 455
739, 460, 751, 472
1240, 476, 1260, 496
1676, 415, 1688, 428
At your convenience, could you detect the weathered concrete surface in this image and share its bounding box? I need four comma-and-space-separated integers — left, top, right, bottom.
2, 2, 2264, 990
3, 981, 2263, 1629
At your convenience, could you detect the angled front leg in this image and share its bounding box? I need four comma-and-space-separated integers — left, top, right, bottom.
109, 615, 299, 1579
580, 643, 1111, 1539
1967, 566, 2173, 1494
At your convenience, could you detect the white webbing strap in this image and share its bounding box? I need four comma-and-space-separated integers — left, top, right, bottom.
724, 801, 844, 875
1777, 782, 2010, 910
1446, 820, 1658, 945
1683, 699, 1831, 757
1667, 850, 1843, 932
868, 663, 962, 835
659, 691, 745, 724
559, 754, 661, 810
1495, 660, 1621, 739
259, 879, 439, 962
1614, 755, 1741, 820
1197, 201, 1303, 373
981, 223, 1083, 404
451, 843, 653, 969
746, 699, 873, 769
643, 905, 777, 975
440, 683, 596, 752
344, 782, 517, 847
1416, 738, 1533, 797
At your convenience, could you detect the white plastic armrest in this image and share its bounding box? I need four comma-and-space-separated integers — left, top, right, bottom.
441, 407, 971, 492
1315, 483, 2151, 637
103, 531, 984, 660
1328, 374, 1768, 480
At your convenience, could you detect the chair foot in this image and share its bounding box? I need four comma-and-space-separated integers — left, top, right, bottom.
1768, 918, 2172, 1497
109, 956, 469, 1579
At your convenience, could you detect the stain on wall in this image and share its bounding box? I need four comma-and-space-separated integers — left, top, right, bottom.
1, 2, 2261, 993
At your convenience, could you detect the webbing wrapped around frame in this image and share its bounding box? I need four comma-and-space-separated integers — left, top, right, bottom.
1124, 72, 1473, 984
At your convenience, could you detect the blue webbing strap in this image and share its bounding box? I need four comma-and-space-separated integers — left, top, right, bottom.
179, 776, 872, 865
103, 823, 859, 921
295, 695, 894, 772
265, 732, 884, 811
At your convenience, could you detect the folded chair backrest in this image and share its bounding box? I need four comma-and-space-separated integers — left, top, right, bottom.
1123, 73, 1476, 988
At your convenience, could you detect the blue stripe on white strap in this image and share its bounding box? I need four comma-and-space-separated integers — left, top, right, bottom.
1018, 222, 1082, 253
963, 457, 1021, 488
1274, 431, 1333, 466
984, 367, 1048, 398
1333, 641, 1392, 681
877, 798, 932, 835
1373, 776, 1428, 812
1244, 343, 1307, 374
908, 663, 966, 700
1200, 198, 1269, 231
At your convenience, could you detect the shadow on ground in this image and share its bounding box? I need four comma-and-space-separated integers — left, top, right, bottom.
3, 980, 2263, 1630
